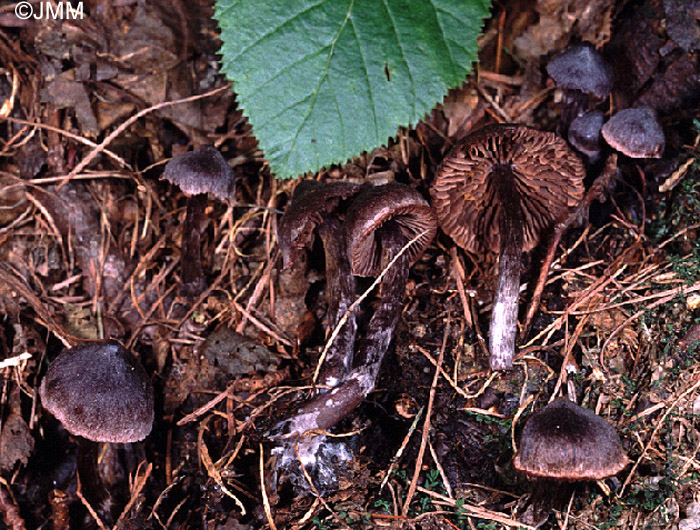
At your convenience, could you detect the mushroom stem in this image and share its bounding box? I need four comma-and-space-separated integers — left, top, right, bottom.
351, 222, 409, 374
489, 164, 524, 371
275, 223, 409, 437
76, 438, 113, 521
180, 193, 207, 297
317, 216, 357, 387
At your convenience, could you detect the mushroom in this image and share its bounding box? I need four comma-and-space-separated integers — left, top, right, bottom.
546, 43, 612, 133
271, 182, 437, 493
342, 182, 437, 380
601, 107, 665, 159
161, 146, 236, 297
568, 110, 605, 163
279, 182, 437, 433
40, 340, 154, 522
513, 399, 628, 481
431, 124, 585, 370
513, 399, 629, 523
278, 180, 361, 269
277, 179, 361, 367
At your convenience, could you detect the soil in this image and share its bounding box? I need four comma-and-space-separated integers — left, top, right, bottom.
1, 0, 700, 529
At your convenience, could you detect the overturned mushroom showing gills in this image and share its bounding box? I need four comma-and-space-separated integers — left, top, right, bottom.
40, 340, 154, 521
431, 124, 585, 370
161, 146, 236, 297
513, 399, 628, 481
601, 107, 665, 158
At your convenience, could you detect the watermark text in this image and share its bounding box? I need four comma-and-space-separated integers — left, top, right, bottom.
14, 2, 84, 21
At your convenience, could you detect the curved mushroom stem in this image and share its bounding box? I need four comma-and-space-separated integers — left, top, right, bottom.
317, 216, 357, 387
76, 438, 113, 522
489, 164, 524, 371
180, 193, 207, 298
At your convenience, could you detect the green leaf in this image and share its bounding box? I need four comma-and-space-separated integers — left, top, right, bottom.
215, 0, 490, 179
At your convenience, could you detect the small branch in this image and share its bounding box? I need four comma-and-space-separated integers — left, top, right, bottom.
402, 319, 450, 515
522, 154, 618, 337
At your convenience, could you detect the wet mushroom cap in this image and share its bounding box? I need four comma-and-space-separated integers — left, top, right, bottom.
601, 107, 665, 158
546, 43, 613, 99
431, 124, 585, 255
344, 182, 437, 277
161, 145, 236, 201
513, 400, 629, 481
278, 180, 361, 267
40, 341, 154, 443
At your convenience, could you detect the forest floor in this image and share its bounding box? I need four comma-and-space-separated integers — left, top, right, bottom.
1, 0, 700, 529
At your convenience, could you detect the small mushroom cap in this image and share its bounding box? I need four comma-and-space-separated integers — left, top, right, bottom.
161, 146, 235, 201
40, 341, 154, 443
601, 107, 665, 158
546, 43, 612, 99
430, 124, 585, 255
278, 180, 361, 267
344, 183, 437, 277
513, 399, 629, 481
568, 110, 605, 158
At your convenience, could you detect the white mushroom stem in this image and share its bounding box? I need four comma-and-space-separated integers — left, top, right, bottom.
489, 164, 524, 371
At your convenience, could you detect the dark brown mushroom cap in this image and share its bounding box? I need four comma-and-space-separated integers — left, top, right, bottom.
40, 341, 154, 443
601, 107, 665, 158
161, 146, 235, 201
513, 399, 629, 481
546, 43, 612, 99
344, 182, 437, 277
431, 124, 585, 255
278, 180, 361, 267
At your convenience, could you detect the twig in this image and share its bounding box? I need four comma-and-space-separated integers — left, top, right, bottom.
0, 478, 26, 530
56, 85, 229, 190
113, 461, 153, 528
1, 116, 129, 169
620, 375, 700, 495
522, 154, 618, 338
313, 229, 430, 383
75, 477, 108, 530
259, 443, 278, 530
402, 319, 449, 516
380, 407, 424, 491
413, 486, 535, 529
231, 299, 293, 347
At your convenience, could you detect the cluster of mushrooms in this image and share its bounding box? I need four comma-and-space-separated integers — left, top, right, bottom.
37, 40, 663, 523
272, 180, 438, 489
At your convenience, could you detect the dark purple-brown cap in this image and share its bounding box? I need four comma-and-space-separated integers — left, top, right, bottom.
278, 180, 361, 268
601, 107, 665, 158
513, 399, 629, 481
431, 124, 585, 255
568, 110, 605, 159
546, 43, 613, 100
161, 146, 236, 201
40, 341, 154, 443
344, 182, 437, 277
